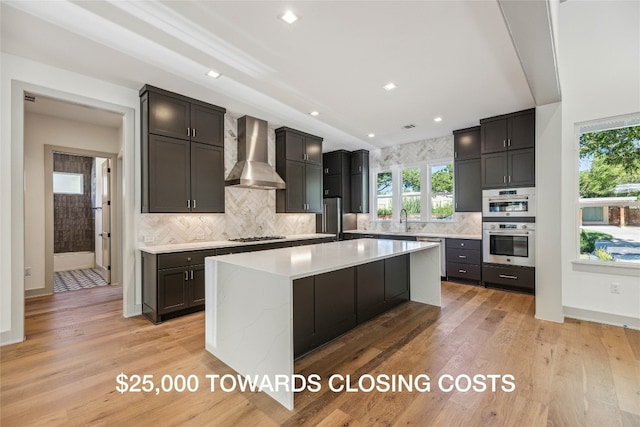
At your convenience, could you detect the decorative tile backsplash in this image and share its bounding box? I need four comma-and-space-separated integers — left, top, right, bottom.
359, 134, 482, 236
138, 115, 315, 245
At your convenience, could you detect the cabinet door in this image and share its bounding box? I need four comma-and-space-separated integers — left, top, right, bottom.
481, 119, 508, 154
158, 267, 189, 314
148, 92, 190, 141
508, 111, 535, 150
293, 276, 316, 358
148, 135, 191, 212
384, 255, 409, 302
191, 143, 225, 213
191, 104, 224, 146
356, 260, 385, 323
305, 163, 323, 213
481, 152, 508, 189
454, 159, 481, 212
350, 151, 368, 174
454, 128, 481, 160
314, 267, 356, 343
323, 152, 342, 176
285, 132, 306, 162
324, 174, 342, 198
305, 136, 323, 165
508, 148, 535, 187
350, 174, 363, 213
285, 160, 306, 212
190, 265, 205, 306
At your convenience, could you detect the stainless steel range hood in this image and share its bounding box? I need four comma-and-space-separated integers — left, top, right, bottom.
225, 115, 286, 190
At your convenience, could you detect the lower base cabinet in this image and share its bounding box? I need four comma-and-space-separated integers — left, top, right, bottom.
482, 263, 535, 294
294, 254, 410, 358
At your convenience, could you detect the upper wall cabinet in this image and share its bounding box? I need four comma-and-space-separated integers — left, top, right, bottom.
453, 126, 481, 212
322, 150, 351, 208
275, 127, 323, 213
141, 85, 226, 213
350, 149, 369, 213
481, 109, 535, 154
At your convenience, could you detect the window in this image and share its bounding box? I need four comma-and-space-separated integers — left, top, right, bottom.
376, 171, 393, 220
372, 161, 454, 222
401, 167, 421, 220
53, 172, 84, 195
577, 116, 640, 264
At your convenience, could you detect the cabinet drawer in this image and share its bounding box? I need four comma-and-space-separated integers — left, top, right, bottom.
157, 250, 216, 269
446, 238, 481, 250
482, 264, 535, 291
446, 248, 481, 265
447, 262, 481, 281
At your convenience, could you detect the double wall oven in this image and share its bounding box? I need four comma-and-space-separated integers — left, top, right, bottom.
482, 187, 535, 268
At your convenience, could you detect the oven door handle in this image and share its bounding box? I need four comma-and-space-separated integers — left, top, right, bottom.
486, 231, 530, 236
487, 196, 529, 202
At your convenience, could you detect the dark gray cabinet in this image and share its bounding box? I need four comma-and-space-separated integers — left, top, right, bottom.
480, 109, 535, 189
142, 249, 215, 324
350, 149, 369, 213
322, 150, 351, 209
384, 254, 410, 303
446, 238, 481, 283
481, 109, 535, 154
453, 126, 481, 212
356, 260, 385, 323
141, 85, 226, 213
275, 127, 323, 213
482, 264, 535, 294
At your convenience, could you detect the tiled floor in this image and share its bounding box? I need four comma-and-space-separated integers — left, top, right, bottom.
53, 268, 108, 293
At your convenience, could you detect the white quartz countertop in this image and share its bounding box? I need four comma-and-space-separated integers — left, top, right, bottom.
208, 239, 439, 280
344, 229, 482, 240
138, 233, 335, 254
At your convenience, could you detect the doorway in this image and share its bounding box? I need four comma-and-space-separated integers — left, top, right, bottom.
50, 153, 113, 293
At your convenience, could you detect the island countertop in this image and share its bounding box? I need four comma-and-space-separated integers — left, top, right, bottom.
209, 239, 440, 279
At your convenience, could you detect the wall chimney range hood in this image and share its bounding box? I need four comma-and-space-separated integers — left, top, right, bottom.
225, 115, 286, 190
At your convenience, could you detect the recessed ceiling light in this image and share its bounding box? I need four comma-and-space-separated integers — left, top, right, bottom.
310, 111, 319, 116
383, 82, 397, 91
207, 70, 221, 79
368, 133, 375, 138
281, 10, 298, 24
434, 117, 443, 122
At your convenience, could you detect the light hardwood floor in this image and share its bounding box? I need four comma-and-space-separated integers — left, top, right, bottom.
1, 282, 639, 426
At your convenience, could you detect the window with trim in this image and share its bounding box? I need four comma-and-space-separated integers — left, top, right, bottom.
577, 115, 639, 264
373, 161, 454, 222
53, 172, 84, 195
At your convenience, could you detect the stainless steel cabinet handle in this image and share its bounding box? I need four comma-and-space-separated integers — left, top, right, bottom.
187, 257, 191, 261
190, 270, 194, 280
508, 176, 511, 183
184, 271, 189, 281
193, 199, 197, 209
503, 176, 506, 183
460, 243, 465, 247
499, 274, 518, 280
503, 140, 506, 147
187, 200, 190, 208
458, 255, 467, 259
508, 138, 511, 147
187, 128, 191, 137
459, 269, 467, 273
193, 128, 196, 138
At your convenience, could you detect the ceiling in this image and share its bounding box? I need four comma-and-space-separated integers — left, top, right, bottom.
24, 94, 124, 129
2, 1, 542, 152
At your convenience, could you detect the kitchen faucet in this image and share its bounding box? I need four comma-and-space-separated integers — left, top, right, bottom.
400, 209, 408, 233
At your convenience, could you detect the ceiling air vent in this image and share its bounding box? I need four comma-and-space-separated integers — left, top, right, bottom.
24, 94, 36, 103
402, 124, 416, 129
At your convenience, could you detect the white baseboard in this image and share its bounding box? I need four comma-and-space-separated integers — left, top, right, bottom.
564, 306, 640, 330
54, 251, 95, 272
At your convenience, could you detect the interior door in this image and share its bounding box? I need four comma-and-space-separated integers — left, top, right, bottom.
101, 159, 111, 283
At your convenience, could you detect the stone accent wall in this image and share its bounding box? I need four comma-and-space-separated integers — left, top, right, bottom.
53, 153, 95, 253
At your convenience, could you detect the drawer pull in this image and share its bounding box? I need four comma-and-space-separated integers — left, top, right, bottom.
190, 270, 194, 280
458, 255, 467, 259
499, 274, 518, 280
460, 243, 465, 247
459, 269, 467, 274
184, 271, 189, 281
187, 257, 192, 262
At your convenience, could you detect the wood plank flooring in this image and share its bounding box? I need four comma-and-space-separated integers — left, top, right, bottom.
1, 282, 639, 426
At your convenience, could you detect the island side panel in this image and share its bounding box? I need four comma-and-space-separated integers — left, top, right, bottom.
205, 257, 295, 410
409, 246, 441, 306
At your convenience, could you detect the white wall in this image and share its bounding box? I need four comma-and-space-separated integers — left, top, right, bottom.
1, 53, 139, 345
24, 114, 120, 292
557, 1, 640, 327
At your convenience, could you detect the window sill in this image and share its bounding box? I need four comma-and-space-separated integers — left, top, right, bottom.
571, 259, 640, 277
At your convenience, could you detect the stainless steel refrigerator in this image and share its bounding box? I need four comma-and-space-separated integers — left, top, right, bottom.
317, 198, 357, 239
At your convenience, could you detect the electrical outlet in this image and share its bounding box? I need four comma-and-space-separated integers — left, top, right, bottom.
144, 235, 154, 243
196, 233, 205, 240
25, 267, 31, 277
610, 283, 620, 294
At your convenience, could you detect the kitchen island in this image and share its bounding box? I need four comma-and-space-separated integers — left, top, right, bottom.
205, 239, 441, 409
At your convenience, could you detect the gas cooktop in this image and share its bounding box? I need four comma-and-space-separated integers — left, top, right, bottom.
229, 236, 286, 243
